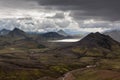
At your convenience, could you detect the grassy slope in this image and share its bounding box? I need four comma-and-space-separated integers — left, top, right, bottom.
0, 39, 119, 80
73, 68, 120, 80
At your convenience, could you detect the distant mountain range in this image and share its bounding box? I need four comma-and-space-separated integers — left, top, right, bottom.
0, 27, 87, 40
57, 30, 68, 36
36, 32, 67, 43
0, 29, 10, 35
104, 29, 120, 42
41, 32, 64, 38
1, 28, 70, 42
64, 29, 89, 36
1, 28, 120, 44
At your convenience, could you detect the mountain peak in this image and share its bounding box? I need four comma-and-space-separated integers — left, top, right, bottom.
8, 28, 27, 38
88, 32, 102, 36
77, 32, 120, 49
0, 29, 10, 35
57, 29, 68, 36
13, 28, 22, 31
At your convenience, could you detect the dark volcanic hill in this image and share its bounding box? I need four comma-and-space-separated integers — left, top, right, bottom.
0, 29, 10, 35
8, 28, 28, 39
67, 32, 120, 59
104, 30, 120, 42
76, 32, 120, 50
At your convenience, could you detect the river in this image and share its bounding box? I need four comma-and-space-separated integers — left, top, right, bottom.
49, 38, 81, 42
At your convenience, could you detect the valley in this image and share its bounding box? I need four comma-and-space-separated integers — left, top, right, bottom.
0, 28, 119, 80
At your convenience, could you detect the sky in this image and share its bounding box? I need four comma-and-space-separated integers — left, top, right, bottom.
0, 0, 120, 32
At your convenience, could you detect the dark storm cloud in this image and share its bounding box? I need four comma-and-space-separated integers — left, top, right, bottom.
0, 0, 39, 9
31, 0, 120, 21
1, 0, 120, 21
0, 0, 120, 31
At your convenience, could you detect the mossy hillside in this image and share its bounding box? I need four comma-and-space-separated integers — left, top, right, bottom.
73, 69, 120, 80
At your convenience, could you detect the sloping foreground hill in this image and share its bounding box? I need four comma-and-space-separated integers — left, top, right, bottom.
37, 32, 120, 80
57, 68, 120, 80
38, 32, 120, 80
11, 38, 46, 49
56, 32, 120, 80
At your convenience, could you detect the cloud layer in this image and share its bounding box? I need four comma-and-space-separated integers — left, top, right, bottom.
0, 0, 120, 32
33, 0, 120, 21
